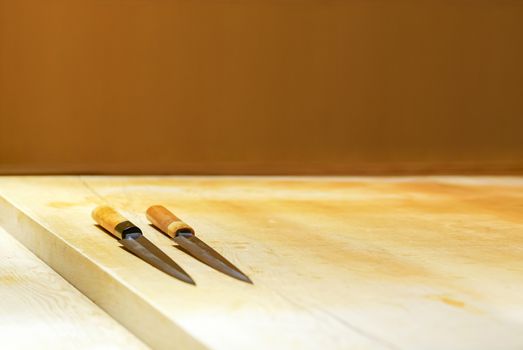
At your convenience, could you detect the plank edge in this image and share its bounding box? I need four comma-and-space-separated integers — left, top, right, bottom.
0, 194, 208, 350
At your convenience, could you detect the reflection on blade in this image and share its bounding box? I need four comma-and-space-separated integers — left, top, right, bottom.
120, 236, 195, 285
174, 236, 252, 284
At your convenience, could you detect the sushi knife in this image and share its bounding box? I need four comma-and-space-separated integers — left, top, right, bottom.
146, 205, 252, 284
92, 205, 195, 285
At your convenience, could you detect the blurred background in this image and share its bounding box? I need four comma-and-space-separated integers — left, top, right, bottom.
1, 0, 522, 175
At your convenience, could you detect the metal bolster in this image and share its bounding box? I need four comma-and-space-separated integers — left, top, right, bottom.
115, 220, 142, 239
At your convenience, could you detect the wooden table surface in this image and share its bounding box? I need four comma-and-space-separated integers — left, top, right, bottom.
0, 176, 522, 349
0, 225, 147, 349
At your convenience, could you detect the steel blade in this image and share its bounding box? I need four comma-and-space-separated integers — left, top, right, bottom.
120, 236, 195, 285
174, 236, 252, 283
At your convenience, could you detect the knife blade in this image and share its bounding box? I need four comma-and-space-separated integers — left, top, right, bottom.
92, 205, 195, 285
146, 205, 252, 284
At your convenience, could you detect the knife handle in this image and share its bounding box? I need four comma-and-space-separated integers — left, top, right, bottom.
146, 205, 195, 238
92, 205, 142, 239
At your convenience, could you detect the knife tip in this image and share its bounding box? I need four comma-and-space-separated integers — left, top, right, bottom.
177, 273, 197, 285
232, 271, 253, 284
242, 277, 254, 284
163, 266, 196, 285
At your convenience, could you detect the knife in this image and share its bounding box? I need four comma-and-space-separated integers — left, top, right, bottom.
146, 205, 252, 284
92, 205, 195, 285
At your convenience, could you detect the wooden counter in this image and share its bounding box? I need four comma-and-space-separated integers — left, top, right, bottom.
0, 176, 522, 349
0, 225, 147, 349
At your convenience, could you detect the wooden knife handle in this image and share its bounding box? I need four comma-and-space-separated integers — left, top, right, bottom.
146, 205, 195, 238
92, 205, 141, 239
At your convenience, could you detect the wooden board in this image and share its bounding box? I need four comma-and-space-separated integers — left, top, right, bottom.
0, 176, 522, 349
0, 225, 148, 349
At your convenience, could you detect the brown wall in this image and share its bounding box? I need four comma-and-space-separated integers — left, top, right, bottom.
1, 0, 522, 175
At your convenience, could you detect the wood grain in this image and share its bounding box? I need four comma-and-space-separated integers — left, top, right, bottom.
147, 205, 195, 238
1, 176, 523, 349
92, 205, 131, 238
0, 225, 147, 350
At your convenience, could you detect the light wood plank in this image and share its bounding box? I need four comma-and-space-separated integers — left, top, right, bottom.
0, 176, 522, 349
0, 225, 148, 350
